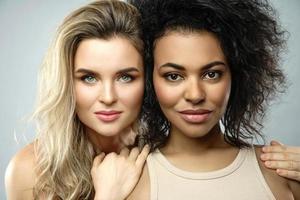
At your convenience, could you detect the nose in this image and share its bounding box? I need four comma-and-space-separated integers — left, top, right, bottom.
98, 80, 117, 105
184, 77, 205, 104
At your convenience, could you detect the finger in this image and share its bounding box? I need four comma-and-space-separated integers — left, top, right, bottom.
120, 127, 137, 146
129, 147, 140, 161
119, 148, 130, 157
262, 145, 286, 153
276, 169, 300, 182
105, 152, 117, 160
136, 145, 150, 167
93, 152, 105, 167
260, 152, 300, 161
262, 145, 299, 153
264, 160, 300, 171
270, 140, 283, 146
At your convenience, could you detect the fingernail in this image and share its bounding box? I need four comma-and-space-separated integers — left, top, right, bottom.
262, 147, 267, 152
144, 144, 150, 150
260, 154, 266, 160
265, 161, 271, 167
277, 169, 284, 175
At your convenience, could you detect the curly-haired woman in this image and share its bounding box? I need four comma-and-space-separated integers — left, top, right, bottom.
127, 0, 300, 199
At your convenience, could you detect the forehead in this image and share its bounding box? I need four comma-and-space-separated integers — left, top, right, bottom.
74, 37, 143, 72
153, 31, 226, 68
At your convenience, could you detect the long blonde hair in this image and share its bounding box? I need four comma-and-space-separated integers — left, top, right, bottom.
32, 1, 143, 199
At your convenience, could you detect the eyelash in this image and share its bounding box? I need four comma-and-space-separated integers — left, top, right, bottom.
80, 74, 97, 84
79, 73, 135, 84
202, 70, 223, 80
163, 70, 223, 82
117, 73, 135, 83
163, 73, 183, 82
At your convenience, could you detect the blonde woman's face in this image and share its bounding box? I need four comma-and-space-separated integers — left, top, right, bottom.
74, 37, 144, 138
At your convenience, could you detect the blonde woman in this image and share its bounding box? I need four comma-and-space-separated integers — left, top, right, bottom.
5, 0, 149, 199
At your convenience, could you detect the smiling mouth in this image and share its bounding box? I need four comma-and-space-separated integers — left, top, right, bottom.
178, 109, 212, 123
94, 111, 122, 122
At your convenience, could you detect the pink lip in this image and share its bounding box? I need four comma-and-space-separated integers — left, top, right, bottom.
94, 110, 122, 122
178, 109, 212, 123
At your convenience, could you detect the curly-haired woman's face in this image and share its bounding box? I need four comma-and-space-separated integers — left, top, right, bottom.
74, 37, 144, 139
153, 31, 231, 138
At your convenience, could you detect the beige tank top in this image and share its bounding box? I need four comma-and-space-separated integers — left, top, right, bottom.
146, 147, 276, 200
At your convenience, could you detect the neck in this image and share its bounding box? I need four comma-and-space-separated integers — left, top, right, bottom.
85, 127, 122, 154
160, 124, 239, 172
162, 124, 228, 155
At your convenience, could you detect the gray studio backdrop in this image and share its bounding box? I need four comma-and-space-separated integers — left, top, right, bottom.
0, 0, 299, 198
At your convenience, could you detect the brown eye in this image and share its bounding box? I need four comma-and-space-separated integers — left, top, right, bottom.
165, 73, 183, 82
203, 71, 221, 80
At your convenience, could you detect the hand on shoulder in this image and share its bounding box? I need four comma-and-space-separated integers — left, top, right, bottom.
260, 140, 300, 182
256, 143, 300, 199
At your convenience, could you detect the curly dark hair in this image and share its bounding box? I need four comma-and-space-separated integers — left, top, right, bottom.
130, 0, 287, 149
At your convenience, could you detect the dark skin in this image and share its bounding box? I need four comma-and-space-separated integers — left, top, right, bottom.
127, 31, 300, 200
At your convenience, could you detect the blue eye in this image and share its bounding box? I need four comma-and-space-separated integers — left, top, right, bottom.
203, 71, 221, 80
81, 75, 97, 84
165, 73, 183, 82
117, 74, 133, 83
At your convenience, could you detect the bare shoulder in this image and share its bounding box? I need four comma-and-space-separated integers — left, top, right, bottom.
5, 142, 37, 200
254, 145, 295, 200
127, 162, 150, 200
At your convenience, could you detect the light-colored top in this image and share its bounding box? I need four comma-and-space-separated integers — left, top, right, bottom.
146, 147, 276, 200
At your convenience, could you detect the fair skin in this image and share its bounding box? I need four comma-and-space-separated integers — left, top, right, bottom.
74, 37, 149, 200
127, 31, 300, 199
5, 37, 150, 200
91, 147, 149, 200
74, 37, 144, 153
261, 140, 300, 182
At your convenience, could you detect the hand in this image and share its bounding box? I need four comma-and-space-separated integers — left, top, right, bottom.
260, 140, 300, 182
91, 145, 150, 200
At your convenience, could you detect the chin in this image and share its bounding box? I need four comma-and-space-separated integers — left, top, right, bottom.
183, 129, 210, 138
177, 123, 217, 138
87, 125, 121, 137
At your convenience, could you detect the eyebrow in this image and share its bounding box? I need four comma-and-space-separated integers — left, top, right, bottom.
159, 61, 226, 71
118, 67, 141, 74
74, 67, 141, 75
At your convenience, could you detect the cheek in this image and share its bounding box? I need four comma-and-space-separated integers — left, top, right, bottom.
117, 81, 144, 109
208, 80, 231, 110
75, 83, 99, 110
153, 76, 181, 109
